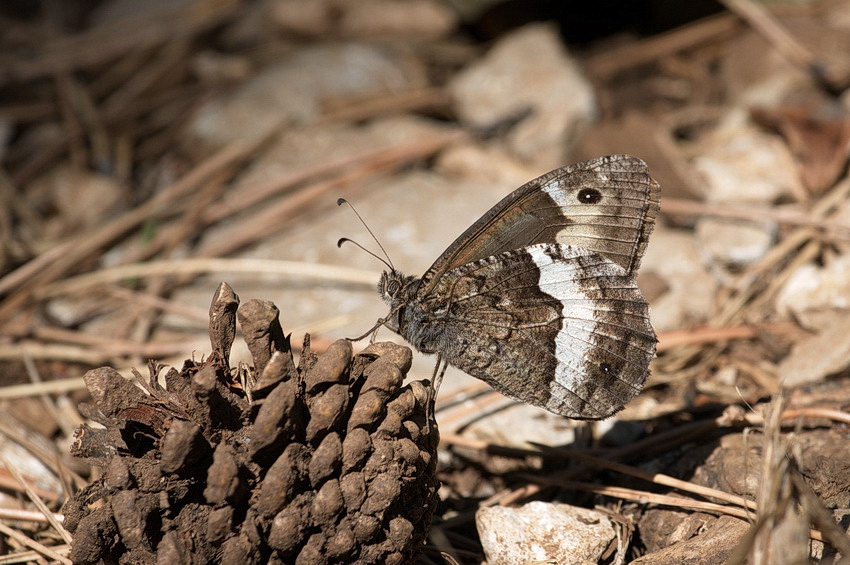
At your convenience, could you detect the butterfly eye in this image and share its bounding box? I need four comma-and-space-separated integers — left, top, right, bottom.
577, 188, 602, 204
386, 280, 400, 296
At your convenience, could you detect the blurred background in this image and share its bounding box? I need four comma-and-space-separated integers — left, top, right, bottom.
2, 0, 850, 562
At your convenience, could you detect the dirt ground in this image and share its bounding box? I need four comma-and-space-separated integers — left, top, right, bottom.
2, 1, 850, 563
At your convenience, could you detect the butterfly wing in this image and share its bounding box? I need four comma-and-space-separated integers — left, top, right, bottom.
402, 243, 656, 419
418, 155, 660, 294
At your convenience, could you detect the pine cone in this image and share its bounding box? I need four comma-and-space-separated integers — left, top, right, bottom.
64, 283, 439, 564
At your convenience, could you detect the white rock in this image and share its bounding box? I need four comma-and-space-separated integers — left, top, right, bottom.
777, 254, 850, 315
639, 225, 716, 332
449, 23, 597, 169
692, 126, 802, 204
778, 309, 850, 386
476, 501, 614, 565
269, 0, 456, 39
694, 217, 776, 266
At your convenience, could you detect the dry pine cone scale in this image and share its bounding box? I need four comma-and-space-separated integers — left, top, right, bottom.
64, 283, 439, 564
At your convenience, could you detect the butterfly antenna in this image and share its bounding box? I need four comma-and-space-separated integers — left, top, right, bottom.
337, 198, 395, 271
337, 237, 393, 271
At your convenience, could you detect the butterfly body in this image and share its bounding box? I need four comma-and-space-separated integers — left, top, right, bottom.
377, 155, 660, 419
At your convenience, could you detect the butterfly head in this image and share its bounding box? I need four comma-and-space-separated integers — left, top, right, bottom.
378, 269, 418, 332
378, 269, 416, 303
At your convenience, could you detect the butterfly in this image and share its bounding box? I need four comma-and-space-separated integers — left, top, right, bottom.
373, 155, 659, 419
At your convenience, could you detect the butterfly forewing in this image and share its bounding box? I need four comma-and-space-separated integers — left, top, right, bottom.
418, 155, 659, 295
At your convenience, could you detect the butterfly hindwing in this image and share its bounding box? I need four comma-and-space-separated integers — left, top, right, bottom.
399, 243, 656, 419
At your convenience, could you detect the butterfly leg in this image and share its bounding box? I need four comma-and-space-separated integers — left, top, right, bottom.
431, 355, 448, 397
425, 355, 448, 426
346, 318, 385, 343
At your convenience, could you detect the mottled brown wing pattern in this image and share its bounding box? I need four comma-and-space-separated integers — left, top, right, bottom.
400, 243, 656, 419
